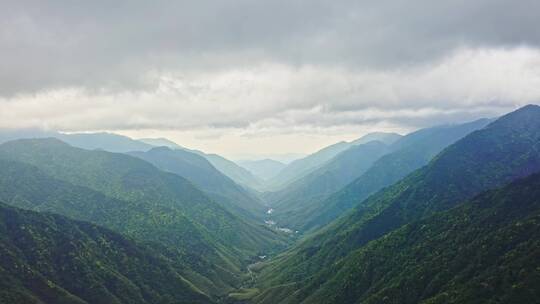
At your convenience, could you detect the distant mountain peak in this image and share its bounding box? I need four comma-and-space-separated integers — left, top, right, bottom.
351, 132, 402, 146
520, 103, 540, 110
508, 103, 539, 115
139, 137, 183, 149
490, 103, 540, 127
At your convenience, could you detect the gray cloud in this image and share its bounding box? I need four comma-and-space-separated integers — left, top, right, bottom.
1, 0, 540, 94
1, 48, 537, 132
1, 0, 540, 156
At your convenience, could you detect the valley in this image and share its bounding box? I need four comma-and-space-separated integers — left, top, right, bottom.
0, 105, 539, 303
2, 2, 539, 303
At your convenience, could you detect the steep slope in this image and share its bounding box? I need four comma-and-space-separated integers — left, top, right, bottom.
259, 173, 540, 304
266, 141, 350, 191
0, 132, 263, 192
258, 105, 540, 296
202, 153, 264, 191
140, 137, 264, 191
0, 139, 287, 290
0, 202, 211, 304
266, 133, 401, 191
237, 159, 286, 181
107, 135, 265, 190
140, 138, 266, 191
304, 118, 492, 231
0, 158, 245, 295
263, 141, 390, 230
128, 147, 267, 220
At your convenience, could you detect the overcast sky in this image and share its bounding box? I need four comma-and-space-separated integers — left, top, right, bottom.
1, 0, 540, 158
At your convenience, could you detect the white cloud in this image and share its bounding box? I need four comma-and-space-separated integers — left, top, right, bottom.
1, 47, 537, 134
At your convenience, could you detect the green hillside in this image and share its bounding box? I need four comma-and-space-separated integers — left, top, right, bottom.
265, 133, 400, 192
264, 141, 390, 230
1, 107, 538, 304
260, 173, 540, 303
0, 202, 212, 304
256, 105, 540, 300
0, 139, 288, 296
304, 118, 492, 231
129, 147, 267, 220
0, 158, 247, 294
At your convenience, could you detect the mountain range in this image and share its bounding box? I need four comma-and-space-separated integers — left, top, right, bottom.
0, 202, 212, 304
0, 105, 539, 303
0, 139, 288, 299
262, 140, 390, 230
256, 172, 540, 303
254, 105, 540, 303
128, 147, 267, 220
299, 117, 493, 232
0, 130, 264, 192
259, 119, 491, 232
262, 132, 402, 191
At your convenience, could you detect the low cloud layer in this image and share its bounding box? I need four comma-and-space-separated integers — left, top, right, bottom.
1, 1, 539, 156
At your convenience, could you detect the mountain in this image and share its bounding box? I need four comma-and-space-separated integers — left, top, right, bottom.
0, 202, 211, 304
263, 141, 390, 230
140, 137, 264, 191
256, 105, 540, 299
303, 118, 492, 231
0, 132, 263, 192
256, 173, 540, 304
201, 153, 264, 191
263, 141, 348, 191
265, 132, 401, 191
237, 159, 286, 181
350, 132, 401, 145
0, 129, 154, 153
0, 158, 243, 296
139, 137, 184, 149
81, 134, 265, 191
131, 137, 266, 191
128, 147, 267, 220
0, 138, 288, 295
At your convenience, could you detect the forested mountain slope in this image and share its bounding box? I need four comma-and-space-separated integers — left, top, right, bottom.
303, 118, 492, 231
139, 137, 263, 190
263, 141, 390, 230
0, 202, 212, 304
129, 147, 267, 220
0, 131, 264, 192
256, 105, 540, 300
0, 158, 243, 294
199, 153, 264, 191
0, 139, 288, 296
256, 173, 540, 304
266, 133, 401, 191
